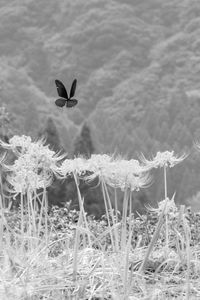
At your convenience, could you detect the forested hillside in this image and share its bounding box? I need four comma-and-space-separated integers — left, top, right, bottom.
1, 0, 200, 210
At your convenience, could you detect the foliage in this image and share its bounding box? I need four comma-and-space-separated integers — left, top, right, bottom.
2, 0, 200, 209
71, 123, 102, 216
73, 122, 95, 158
38, 117, 61, 151
5, 204, 200, 251
38, 118, 68, 207
0, 105, 14, 142
1, 141, 200, 298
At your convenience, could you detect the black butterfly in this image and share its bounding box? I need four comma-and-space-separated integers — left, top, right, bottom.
55, 79, 78, 108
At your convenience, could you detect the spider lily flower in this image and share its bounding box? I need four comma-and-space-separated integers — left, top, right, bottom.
86, 154, 114, 179
100, 159, 151, 191
59, 157, 89, 177
2, 135, 66, 168
4, 139, 66, 195
9, 135, 33, 150
0, 135, 33, 155
7, 166, 50, 195
146, 196, 178, 218
78, 154, 116, 183
105, 169, 151, 191
139, 151, 188, 170
59, 154, 114, 179
5, 155, 44, 194
59, 154, 150, 192
85, 155, 151, 191
0, 135, 47, 157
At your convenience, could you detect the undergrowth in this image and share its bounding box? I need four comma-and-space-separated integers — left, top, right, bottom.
0, 136, 200, 299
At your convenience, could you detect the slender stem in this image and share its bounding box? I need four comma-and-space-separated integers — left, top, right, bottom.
114, 187, 118, 223
30, 191, 37, 239
182, 207, 191, 299
101, 180, 109, 223
0, 195, 3, 251
20, 193, 24, 237
0, 168, 5, 208
101, 180, 115, 250
164, 166, 167, 199
164, 166, 169, 255
36, 189, 45, 239
121, 187, 129, 251
44, 187, 48, 247
129, 191, 132, 218
103, 180, 119, 252
72, 172, 84, 281
27, 191, 32, 250
138, 198, 168, 274
124, 221, 134, 298
128, 191, 133, 241
73, 173, 91, 246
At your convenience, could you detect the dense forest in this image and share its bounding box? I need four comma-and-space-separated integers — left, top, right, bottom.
1, 0, 200, 214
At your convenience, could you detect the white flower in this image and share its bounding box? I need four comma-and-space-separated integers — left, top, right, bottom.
85, 155, 151, 191
140, 151, 187, 169
0, 135, 32, 155
0, 135, 48, 157
59, 157, 89, 177
59, 154, 151, 192
4, 136, 66, 194
146, 197, 178, 218
9, 135, 32, 149
86, 154, 113, 178
59, 154, 114, 179
101, 158, 151, 191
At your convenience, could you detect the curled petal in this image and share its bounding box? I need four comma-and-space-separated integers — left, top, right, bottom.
139, 151, 188, 169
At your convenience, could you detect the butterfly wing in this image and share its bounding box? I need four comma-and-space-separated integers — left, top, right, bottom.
66, 99, 78, 108
69, 79, 77, 98
55, 98, 67, 107
55, 79, 68, 99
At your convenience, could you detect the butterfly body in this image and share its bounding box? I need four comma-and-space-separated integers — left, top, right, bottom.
55, 79, 78, 108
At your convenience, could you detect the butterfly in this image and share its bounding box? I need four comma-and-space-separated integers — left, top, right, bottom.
55, 79, 78, 108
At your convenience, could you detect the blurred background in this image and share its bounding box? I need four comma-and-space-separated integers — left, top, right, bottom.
1, 0, 200, 216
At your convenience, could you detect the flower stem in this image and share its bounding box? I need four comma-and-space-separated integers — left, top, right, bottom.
164, 166, 169, 255
164, 166, 167, 199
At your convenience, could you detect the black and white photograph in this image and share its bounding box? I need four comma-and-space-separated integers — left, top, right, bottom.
0, 1, 200, 299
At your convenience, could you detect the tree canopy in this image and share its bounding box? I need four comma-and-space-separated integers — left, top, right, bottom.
1, 0, 200, 210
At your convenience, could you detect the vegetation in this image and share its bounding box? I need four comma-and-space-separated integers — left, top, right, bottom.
2, 1, 200, 298
38, 117, 67, 207
1, 0, 200, 209
73, 122, 95, 158
39, 117, 62, 152
0, 136, 200, 299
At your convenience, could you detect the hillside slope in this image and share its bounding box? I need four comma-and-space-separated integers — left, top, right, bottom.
1, 0, 200, 207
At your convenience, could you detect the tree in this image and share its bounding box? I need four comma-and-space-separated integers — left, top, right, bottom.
38, 117, 67, 207
0, 105, 15, 208
0, 105, 13, 142
73, 122, 95, 158
69, 122, 106, 218
39, 117, 61, 152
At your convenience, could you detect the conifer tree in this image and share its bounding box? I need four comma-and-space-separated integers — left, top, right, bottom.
73, 122, 95, 158
71, 122, 106, 218
0, 105, 13, 143
39, 117, 61, 152
38, 117, 66, 207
